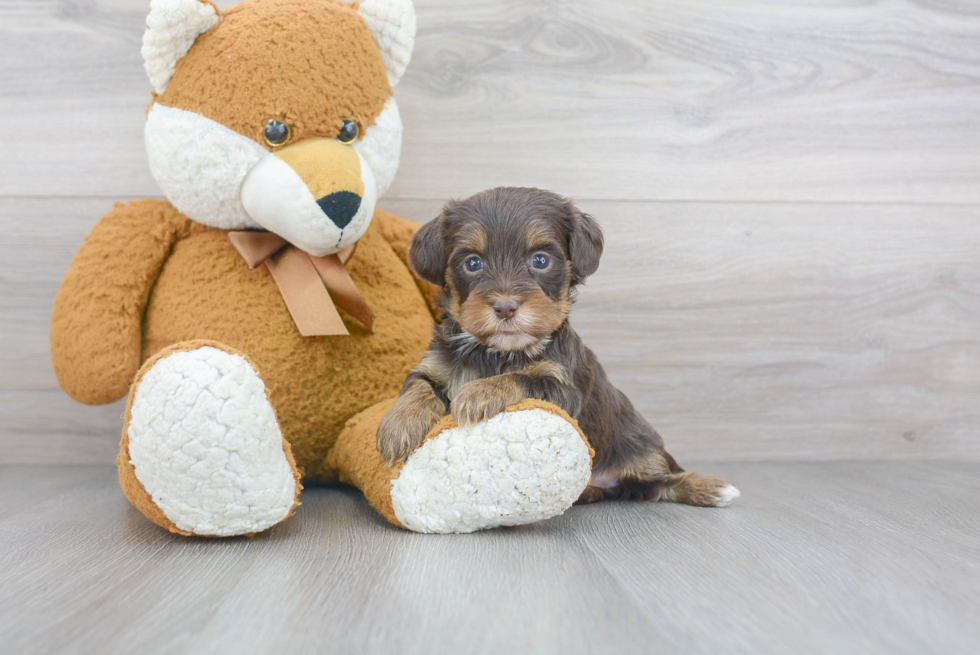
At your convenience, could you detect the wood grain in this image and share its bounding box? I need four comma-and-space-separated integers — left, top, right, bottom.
0, 462, 978, 654
1, 0, 979, 201
2, 197, 977, 464
3, 1, 979, 650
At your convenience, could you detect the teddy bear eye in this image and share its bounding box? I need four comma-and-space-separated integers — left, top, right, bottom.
464, 256, 483, 273
337, 120, 359, 144
264, 120, 291, 147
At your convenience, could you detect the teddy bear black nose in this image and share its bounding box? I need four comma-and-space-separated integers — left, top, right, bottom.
316, 191, 361, 229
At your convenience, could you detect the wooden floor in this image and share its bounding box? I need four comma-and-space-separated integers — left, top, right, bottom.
1, 461, 978, 654
2, 1, 980, 653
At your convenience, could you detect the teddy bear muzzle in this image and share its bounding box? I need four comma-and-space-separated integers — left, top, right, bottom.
240, 137, 378, 257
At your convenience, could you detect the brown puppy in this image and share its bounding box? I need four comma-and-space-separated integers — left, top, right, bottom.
377, 187, 739, 507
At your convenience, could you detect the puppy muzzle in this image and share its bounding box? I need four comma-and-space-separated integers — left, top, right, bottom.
240, 138, 377, 257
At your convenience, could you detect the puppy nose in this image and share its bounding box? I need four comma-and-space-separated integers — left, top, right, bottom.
493, 298, 520, 320
316, 191, 361, 229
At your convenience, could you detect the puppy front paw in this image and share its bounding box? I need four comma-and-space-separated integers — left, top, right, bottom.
450, 376, 524, 426
376, 383, 446, 466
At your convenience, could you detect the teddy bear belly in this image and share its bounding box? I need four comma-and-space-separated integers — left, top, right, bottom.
141, 227, 434, 480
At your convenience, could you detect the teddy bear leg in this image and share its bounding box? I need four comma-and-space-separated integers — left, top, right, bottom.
328, 398, 594, 534
118, 340, 302, 537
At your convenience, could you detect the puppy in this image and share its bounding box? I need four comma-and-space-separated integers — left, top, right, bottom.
377, 187, 739, 507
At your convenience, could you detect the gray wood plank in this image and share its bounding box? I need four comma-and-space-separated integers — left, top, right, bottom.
0, 461, 977, 654
2, 0, 979, 202
572, 199, 980, 464
3, 197, 977, 464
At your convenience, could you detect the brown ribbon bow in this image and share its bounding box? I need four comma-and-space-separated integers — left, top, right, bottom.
228, 231, 374, 336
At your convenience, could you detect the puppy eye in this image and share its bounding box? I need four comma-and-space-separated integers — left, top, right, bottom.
264, 120, 291, 148
464, 256, 484, 273
337, 120, 359, 144
531, 254, 550, 270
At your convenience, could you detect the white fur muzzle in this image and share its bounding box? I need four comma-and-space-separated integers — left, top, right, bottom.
240, 151, 378, 257
145, 103, 265, 231
145, 99, 402, 255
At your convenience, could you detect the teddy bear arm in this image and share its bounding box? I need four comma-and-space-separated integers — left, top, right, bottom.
51, 199, 191, 405
373, 207, 442, 319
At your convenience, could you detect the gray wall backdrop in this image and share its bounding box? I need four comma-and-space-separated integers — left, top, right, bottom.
1, 0, 978, 464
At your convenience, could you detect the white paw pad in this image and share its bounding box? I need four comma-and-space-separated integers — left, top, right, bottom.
390, 408, 592, 533
127, 347, 297, 536
714, 484, 741, 507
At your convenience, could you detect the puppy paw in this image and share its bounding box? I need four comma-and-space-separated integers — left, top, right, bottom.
450, 377, 524, 426
376, 382, 446, 466
713, 483, 741, 507
678, 473, 741, 507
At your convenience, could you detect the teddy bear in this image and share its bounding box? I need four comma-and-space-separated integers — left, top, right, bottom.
50, 0, 594, 535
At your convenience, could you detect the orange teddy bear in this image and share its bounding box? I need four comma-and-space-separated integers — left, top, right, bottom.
51, 0, 594, 535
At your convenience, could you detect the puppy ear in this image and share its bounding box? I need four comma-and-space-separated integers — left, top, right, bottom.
567, 203, 604, 283
409, 218, 447, 285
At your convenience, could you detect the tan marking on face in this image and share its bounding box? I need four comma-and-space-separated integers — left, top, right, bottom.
523, 221, 577, 290
457, 294, 499, 340
456, 225, 487, 255
524, 220, 557, 252
516, 288, 570, 338
445, 216, 572, 352
445, 277, 464, 321
456, 286, 569, 352
156, 0, 391, 148
273, 138, 364, 200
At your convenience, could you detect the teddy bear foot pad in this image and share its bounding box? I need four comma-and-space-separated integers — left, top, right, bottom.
391, 406, 593, 534
125, 346, 299, 537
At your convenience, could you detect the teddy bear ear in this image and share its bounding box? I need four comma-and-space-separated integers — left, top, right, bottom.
141, 0, 220, 94
357, 0, 417, 87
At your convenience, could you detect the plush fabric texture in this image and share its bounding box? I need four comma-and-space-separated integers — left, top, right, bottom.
54, 0, 596, 535
52, 200, 436, 473
354, 98, 402, 198
145, 103, 266, 230
52, 199, 192, 405
391, 402, 594, 533
156, 0, 392, 148
328, 398, 594, 532
358, 0, 417, 87
144, 91, 401, 237
142, 0, 220, 95
239, 140, 378, 256
326, 398, 407, 527
119, 340, 303, 537
127, 345, 300, 536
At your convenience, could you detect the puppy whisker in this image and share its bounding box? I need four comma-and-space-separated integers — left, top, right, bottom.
447, 330, 481, 357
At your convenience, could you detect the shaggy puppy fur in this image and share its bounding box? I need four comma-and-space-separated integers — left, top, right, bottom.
377, 187, 739, 507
